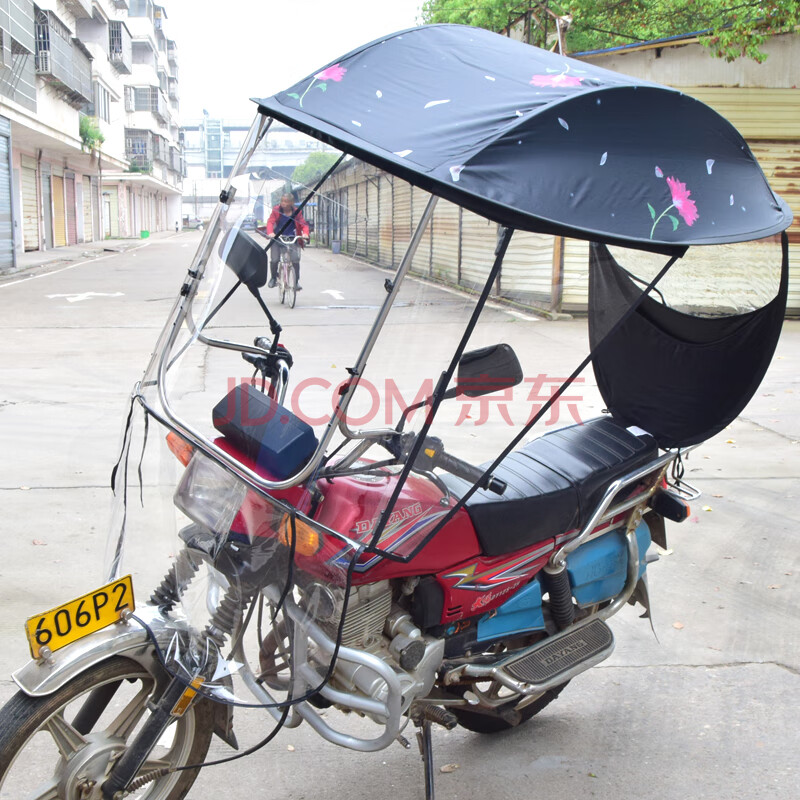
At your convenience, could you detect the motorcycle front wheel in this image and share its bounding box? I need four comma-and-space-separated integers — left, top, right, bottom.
0, 656, 214, 799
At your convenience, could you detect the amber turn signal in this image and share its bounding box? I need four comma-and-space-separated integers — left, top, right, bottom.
279, 513, 323, 556
166, 432, 194, 466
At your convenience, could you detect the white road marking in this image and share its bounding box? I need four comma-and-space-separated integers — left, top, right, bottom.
322, 289, 345, 300
46, 291, 124, 303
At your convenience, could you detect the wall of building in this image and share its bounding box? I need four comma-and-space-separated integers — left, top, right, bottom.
0, 0, 184, 267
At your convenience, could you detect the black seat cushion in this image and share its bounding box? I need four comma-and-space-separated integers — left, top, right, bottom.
441, 418, 658, 556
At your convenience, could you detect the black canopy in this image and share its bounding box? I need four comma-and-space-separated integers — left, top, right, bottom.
258, 24, 792, 254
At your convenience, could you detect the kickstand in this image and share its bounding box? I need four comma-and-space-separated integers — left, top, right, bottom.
411, 704, 457, 800
416, 719, 436, 800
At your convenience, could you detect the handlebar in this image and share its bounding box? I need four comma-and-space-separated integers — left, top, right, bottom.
435, 448, 506, 495
274, 235, 308, 244
387, 434, 506, 495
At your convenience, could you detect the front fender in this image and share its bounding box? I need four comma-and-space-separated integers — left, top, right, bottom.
12, 604, 174, 697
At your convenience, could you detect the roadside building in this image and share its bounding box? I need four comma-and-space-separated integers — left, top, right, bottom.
0, 0, 183, 273
181, 116, 338, 224
104, 0, 182, 238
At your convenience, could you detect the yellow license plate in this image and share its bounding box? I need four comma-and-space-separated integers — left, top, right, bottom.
25, 575, 135, 659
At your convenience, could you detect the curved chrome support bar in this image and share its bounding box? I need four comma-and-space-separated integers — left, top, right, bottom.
549, 449, 677, 569
145, 196, 438, 494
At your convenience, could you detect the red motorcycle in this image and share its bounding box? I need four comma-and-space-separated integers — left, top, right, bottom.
0, 24, 790, 800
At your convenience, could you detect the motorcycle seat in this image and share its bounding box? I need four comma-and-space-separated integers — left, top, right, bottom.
440, 417, 658, 556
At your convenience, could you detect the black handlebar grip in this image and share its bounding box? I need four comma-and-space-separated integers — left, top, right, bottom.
437, 452, 505, 495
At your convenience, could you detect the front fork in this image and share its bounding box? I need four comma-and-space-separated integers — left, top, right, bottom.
102, 546, 252, 798
101, 674, 196, 799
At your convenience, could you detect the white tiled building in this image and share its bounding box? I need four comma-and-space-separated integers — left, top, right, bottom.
0, 0, 183, 272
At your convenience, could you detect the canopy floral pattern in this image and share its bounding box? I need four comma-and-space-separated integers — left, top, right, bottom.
257, 24, 792, 254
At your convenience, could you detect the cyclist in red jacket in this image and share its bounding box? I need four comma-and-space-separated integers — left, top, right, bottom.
266, 194, 309, 290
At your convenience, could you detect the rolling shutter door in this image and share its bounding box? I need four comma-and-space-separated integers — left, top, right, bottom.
561, 238, 591, 312
460, 211, 497, 290
91, 177, 100, 240
41, 164, 53, 249
411, 187, 432, 277
366, 177, 379, 263
749, 142, 800, 314
0, 122, 13, 271
392, 180, 412, 267
21, 160, 38, 251
82, 176, 92, 241
501, 231, 555, 307
65, 173, 77, 245
431, 200, 460, 284
52, 175, 67, 247
107, 187, 120, 238
378, 175, 394, 267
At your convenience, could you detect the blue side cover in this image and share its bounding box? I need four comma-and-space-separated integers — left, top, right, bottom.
566, 520, 651, 608
476, 578, 546, 641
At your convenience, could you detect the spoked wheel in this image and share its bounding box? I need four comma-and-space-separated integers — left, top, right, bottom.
278, 264, 287, 305
285, 264, 297, 309
0, 656, 214, 799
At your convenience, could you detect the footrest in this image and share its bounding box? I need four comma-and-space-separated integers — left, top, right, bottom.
505, 618, 614, 685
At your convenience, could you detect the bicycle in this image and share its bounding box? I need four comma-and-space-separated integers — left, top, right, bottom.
275, 234, 307, 308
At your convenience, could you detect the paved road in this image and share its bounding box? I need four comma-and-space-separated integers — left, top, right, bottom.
0, 234, 798, 798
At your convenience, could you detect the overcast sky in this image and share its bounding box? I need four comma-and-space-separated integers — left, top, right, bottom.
166, 0, 424, 122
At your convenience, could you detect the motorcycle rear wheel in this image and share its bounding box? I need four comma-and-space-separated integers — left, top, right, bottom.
0, 656, 214, 799
451, 681, 568, 734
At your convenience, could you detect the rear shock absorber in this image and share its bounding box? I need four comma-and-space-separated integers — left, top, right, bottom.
543, 564, 575, 630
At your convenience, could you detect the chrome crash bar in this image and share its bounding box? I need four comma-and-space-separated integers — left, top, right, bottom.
232, 585, 443, 753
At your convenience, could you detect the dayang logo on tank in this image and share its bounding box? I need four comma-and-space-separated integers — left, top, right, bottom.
351, 502, 450, 550
352, 502, 424, 539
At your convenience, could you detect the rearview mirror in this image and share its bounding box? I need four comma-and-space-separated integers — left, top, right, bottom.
454, 343, 523, 397
219, 228, 268, 289
396, 343, 524, 433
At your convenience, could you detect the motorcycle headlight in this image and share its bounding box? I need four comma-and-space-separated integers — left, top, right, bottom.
174, 452, 248, 539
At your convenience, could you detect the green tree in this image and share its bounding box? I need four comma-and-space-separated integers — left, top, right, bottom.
292, 151, 341, 188
420, 1, 800, 62
79, 115, 105, 153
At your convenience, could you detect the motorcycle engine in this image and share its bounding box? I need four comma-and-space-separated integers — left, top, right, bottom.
298, 579, 443, 712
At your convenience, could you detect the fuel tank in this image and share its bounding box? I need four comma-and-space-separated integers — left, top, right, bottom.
313, 465, 481, 582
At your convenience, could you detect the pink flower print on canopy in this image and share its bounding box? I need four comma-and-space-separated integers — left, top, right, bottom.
291, 64, 348, 107
530, 73, 582, 88
315, 64, 347, 82
648, 174, 699, 239
666, 176, 699, 226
